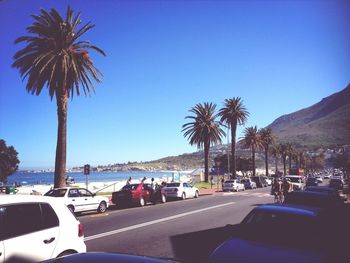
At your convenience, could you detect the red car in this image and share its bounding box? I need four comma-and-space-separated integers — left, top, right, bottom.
112, 183, 166, 207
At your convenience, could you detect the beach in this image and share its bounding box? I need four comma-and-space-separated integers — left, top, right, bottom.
15, 172, 194, 195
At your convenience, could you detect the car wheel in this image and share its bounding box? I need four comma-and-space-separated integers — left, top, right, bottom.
139, 196, 145, 207
97, 201, 107, 213
161, 194, 166, 203
67, 205, 74, 213
194, 191, 199, 198
181, 192, 186, 200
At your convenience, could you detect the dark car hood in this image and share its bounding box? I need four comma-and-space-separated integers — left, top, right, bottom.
209, 237, 325, 263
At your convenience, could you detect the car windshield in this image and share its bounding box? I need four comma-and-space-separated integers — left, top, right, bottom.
166, 183, 180, 187
122, 184, 139, 191
284, 192, 335, 207
240, 210, 320, 248
44, 189, 67, 197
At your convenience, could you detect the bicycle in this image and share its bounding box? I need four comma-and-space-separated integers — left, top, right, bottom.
274, 191, 283, 203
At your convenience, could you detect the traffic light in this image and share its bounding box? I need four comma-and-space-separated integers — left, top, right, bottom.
84, 164, 90, 175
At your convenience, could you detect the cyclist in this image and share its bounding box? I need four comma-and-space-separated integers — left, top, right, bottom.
271, 178, 282, 203
281, 178, 292, 202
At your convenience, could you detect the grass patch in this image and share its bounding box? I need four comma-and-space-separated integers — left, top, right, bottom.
194, 182, 212, 189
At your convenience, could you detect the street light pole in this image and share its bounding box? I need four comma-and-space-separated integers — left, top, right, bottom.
227, 126, 230, 180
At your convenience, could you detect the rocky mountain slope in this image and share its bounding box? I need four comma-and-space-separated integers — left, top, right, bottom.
267, 84, 350, 147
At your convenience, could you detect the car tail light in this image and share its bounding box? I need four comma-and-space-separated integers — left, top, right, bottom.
174, 188, 178, 192
78, 223, 84, 237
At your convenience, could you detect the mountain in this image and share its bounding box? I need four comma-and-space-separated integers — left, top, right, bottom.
267, 84, 350, 147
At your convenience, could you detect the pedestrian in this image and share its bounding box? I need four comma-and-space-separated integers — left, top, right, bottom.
141, 177, 146, 183
126, 176, 132, 185
150, 178, 156, 190
210, 175, 214, 189
220, 176, 224, 190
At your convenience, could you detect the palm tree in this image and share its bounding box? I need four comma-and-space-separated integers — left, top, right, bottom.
12, 6, 106, 187
286, 142, 294, 173
270, 144, 280, 174
182, 102, 225, 182
259, 128, 274, 177
243, 126, 262, 176
218, 97, 249, 178
279, 143, 288, 176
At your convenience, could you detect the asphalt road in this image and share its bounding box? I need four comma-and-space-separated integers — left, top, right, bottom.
78, 187, 274, 261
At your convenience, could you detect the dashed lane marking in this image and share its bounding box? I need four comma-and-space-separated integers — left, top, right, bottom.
84, 202, 235, 242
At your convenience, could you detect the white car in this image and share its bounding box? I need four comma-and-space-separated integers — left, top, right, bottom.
263, 177, 272, 186
315, 176, 323, 183
222, 179, 245, 192
163, 182, 199, 200
44, 187, 109, 214
0, 195, 86, 262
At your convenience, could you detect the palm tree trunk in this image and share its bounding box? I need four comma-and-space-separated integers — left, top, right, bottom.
54, 90, 68, 188
265, 147, 269, 176
283, 155, 287, 176
275, 157, 278, 173
231, 122, 237, 179
252, 145, 256, 176
204, 141, 210, 183
288, 156, 292, 173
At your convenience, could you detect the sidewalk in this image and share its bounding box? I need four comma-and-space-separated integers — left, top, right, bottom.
199, 187, 223, 196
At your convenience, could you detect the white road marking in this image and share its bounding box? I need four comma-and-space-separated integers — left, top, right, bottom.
84, 202, 235, 242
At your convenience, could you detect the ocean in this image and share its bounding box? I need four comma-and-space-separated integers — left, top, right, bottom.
8, 171, 179, 185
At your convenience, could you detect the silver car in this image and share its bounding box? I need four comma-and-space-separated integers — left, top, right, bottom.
222, 179, 245, 192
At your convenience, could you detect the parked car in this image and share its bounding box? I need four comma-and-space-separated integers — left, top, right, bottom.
329, 178, 344, 190
240, 179, 257, 189
0, 195, 86, 262
315, 176, 323, 183
163, 182, 199, 200
222, 179, 245, 192
324, 174, 331, 179
284, 175, 305, 190
45, 187, 109, 214
209, 204, 348, 263
263, 176, 272, 186
304, 186, 347, 202
305, 177, 318, 187
112, 183, 166, 207
250, 176, 267, 188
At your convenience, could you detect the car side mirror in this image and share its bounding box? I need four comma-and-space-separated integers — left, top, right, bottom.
92, 193, 96, 197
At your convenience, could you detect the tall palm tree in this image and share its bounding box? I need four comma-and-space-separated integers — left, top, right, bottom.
182, 102, 225, 182
12, 6, 106, 187
243, 126, 262, 176
259, 128, 274, 177
218, 97, 249, 178
270, 144, 280, 174
286, 142, 294, 173
279, 143, 288, 176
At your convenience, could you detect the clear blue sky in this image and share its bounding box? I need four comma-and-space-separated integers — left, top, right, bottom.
0, 0, 349, 169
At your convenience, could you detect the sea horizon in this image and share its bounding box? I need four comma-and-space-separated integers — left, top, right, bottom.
8, 170, 188, 186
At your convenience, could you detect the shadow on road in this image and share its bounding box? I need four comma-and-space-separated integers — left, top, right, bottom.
170, 225, 239, 263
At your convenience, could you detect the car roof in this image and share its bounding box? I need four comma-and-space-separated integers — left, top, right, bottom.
253, 204, 320, 217
0, 194, 63, 205
305, 186, 336, 192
